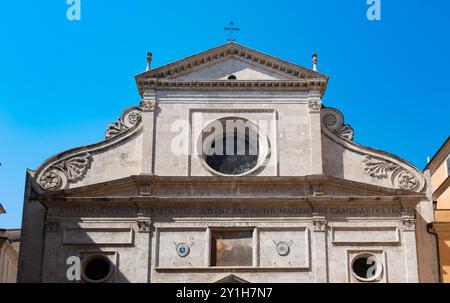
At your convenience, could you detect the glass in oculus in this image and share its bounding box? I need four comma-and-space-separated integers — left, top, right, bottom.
205, 130, 259, 175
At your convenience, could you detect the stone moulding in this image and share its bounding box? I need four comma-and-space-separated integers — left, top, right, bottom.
135, 42, 329, 96
33, 104, 145, 192
136, 79, 327, 95
321, 107, 425, 193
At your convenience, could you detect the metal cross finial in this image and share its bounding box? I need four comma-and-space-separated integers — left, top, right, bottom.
224, 21, 240, 42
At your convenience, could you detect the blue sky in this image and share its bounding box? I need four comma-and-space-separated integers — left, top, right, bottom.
0, 0, 449, 228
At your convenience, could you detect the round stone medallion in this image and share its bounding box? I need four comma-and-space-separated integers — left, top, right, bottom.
276, 241, 290, 256
176, 243, 190, 257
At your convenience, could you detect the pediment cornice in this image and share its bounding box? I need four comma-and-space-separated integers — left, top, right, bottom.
135, 42, 329, 96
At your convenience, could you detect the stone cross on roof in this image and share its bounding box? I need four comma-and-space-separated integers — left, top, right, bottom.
224, 21, 240, 42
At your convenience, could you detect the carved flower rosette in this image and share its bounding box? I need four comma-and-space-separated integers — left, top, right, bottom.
362, 155, 423, 192
36, 153, 93, 191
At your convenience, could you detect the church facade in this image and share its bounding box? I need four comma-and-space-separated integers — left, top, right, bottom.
18, 43, 439, 283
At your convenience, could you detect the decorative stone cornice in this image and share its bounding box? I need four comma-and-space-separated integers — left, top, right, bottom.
137, 42, 328, 81
136, 79, 327, 95
135, 42, 329, 96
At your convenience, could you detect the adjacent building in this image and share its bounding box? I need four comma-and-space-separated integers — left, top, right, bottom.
18, 43, 439, 283
0, 204, 20, 283
427, 137, 450, 282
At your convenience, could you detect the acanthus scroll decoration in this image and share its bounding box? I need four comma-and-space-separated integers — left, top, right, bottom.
38, 153, 93, 191
362, 155, 420, 191
362, 155, 398, 178
321, 108, 354, 141
105, 106, 143, 139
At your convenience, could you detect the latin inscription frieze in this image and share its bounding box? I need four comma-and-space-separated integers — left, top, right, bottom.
48, 207, 407, 217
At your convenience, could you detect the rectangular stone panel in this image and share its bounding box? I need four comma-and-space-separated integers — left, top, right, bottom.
258, 227, 310, 268
156, 228, 206, 268
63, 228, 134, 245
331, 226, 400, 244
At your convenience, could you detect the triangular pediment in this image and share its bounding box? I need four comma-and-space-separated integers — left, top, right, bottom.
136, 42, 328, 81
169, 57, 292, 81
215, 274, 249, 283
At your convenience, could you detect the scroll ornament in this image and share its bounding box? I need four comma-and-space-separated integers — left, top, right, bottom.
362, 155, 420, 191
37, 102, 148, 191
105, 108, 142, 139
38, 153, 92, 191
321, 108, 354, 141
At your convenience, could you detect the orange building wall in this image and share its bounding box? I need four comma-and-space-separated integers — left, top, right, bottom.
432, 151, 450, 282
432, 161, 448, 192
438, 236, 450, 282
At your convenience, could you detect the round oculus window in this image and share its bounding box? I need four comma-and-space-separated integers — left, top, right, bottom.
81, 255, 113, 283
200, 117, 269, 176
351, 253, 382, 282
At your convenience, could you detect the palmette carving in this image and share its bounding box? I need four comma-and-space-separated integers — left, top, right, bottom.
362, 155, 421, 192
38, 153, 92, 191
362, 155, 398, 178
54, 154, 92, 182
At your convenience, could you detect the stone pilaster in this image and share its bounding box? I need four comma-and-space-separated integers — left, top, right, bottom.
140, 89, 157, 175
308, 95, 323, 175
42, 216, 62, 282
312, 214, 328, 282
402, 210, 419, 282
136, 213, 152, 282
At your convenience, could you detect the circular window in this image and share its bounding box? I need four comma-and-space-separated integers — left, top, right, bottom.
200, 117, 270, 176
351, 253, 382, 282
81, 255, 113, 283
227, 75, 237, 80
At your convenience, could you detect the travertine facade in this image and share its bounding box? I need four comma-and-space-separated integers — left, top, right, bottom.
18, 43, 439, 283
